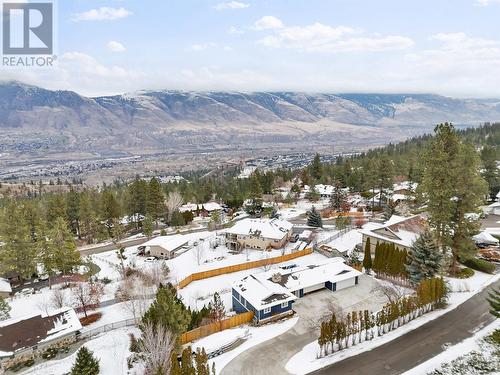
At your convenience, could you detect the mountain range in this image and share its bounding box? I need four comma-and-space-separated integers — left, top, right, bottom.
1, 81, 500, 157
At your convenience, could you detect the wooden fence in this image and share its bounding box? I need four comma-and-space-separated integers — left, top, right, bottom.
177, 248, 313, 289
180, 311, 254, 344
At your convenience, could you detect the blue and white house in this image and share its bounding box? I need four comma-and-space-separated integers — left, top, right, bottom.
232, 258, 362, 323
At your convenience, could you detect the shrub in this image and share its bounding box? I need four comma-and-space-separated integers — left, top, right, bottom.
456, 267, 475, 279
79, 312, 102, 326
461, 257, 496, 274
23, 359, 35, 367
100, 277, 112, 285
42, 347, 59, 359
487, 329, 500, 345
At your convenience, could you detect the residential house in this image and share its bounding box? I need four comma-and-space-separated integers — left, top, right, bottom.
0, 308, 82, 372
232, 258, 362, 323
360, 214, 427, 253
142, 234, 189, 259
179, 202, 223, 218
224, 218, 293, 251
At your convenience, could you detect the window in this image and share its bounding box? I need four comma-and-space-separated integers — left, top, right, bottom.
263, 307, 271, 314
281, 302, 288, 308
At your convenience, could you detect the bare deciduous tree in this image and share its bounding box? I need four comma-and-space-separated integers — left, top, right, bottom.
193, 242, 205, 265
50, 288, 68, 309
116, 276, 152, 320
72, 281, 104, 318
165, 191, 183, 223
139, 322, 175, 375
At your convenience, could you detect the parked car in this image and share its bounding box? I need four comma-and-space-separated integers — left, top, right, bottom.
290, 233, 300, 243
144, 257, 156, 262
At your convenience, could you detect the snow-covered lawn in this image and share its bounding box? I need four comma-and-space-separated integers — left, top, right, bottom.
193, 317, 300, 375
285, 271, 500, 375
403, 319, 500, 375
324, 229, 362, 255
21, 327, 139, 375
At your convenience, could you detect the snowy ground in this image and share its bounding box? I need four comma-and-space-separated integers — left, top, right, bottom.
21, 327, 139, 375
285, 271, 500, 375
324, 229, 362, 255
193, 317, 300, 375
403, 319, 500, 375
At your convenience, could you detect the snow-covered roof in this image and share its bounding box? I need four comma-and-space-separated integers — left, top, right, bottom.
299, 230, 312, 239
225, 218, 293, 240
327, 229, 362, 254
393, 181, 418, 192
0, 307, 81, 356
233, 258, 361, 310
473, 231, 499, 245
0, 278, 11, 293
179, 202, 222, 212
143, 234, 189, 252
360, 214, 427, 248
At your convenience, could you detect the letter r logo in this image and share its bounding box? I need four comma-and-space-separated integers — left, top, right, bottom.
2, 2, 53, 55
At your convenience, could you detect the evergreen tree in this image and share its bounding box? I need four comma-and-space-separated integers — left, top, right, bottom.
0, 201, 37, 282
307, 206, 323, 228
66, 188, 81, 237
143, 215, 154, 239
0, 297, 11, 321
487, 287, 500, 318
49, 217, 81, 276
306, 186, 320, 202
142, 284, 191, 336
330, 181, 346, 211
70, 347, 100, 375
311, 153, 323, 180
147, 177, 165, 222
100, 189, 121, 225
171, 210, 185, 227
36, 220, 57, 288
79, 192, 98, 244
377, 156, 394, 206
247, 171, 263, 215
362, 238, 372, 273
208, 292, 226, 324
406, 229, 443, 283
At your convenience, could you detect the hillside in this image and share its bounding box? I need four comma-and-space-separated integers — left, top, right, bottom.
1, 81, 500, 156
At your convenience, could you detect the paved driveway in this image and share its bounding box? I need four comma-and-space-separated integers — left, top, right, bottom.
221, 275, 389, 375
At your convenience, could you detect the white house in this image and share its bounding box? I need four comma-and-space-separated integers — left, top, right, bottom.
0, 308, 82, 371
485, 201, 500, 216
142, 234, 189, 259
232, 258, 362, 323
224, 218, 293, 251
179, 202, 223, 217
360, 214, 427, 253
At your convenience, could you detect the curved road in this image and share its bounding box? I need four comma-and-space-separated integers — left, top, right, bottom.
222, 280, 499, 375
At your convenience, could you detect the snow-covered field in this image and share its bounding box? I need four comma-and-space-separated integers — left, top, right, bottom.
285, 271, 500, 375
403, 319, 500, 375
21, 327, 139, 375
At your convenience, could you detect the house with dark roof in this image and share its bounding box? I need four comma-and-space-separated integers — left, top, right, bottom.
0, 307, 82, 371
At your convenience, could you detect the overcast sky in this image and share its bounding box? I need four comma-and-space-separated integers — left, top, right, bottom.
3, 0, 500, 97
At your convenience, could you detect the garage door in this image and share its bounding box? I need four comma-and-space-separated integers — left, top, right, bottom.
336, 278, 355, 291
303, 283, 324, 294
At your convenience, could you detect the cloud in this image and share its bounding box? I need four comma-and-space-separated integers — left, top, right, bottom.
213, 1, 250, 10
228, 26, 244, 35
72, 7, 132, 22
107, 41, 126, 52
254, 16, 284, 30
430, 32, 497, 49
187, 42, 218, 51
475, 0, 500, 5
257, 21, 413, 52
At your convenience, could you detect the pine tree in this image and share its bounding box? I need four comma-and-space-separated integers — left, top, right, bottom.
307, 206, 323, 228
0, 297, 11, 321
79, 192, 98, 244
487, 287, 500, 318
208, 292, 226, 324
311, 153, 323, 180
143, 215, 154, 239
71, 347, 99, 375
248, 172, 263, 215
66, 188, 81, 237
49, 217, 81, 276
142, 284, 191, 336
329, 181, 346, 211
405, 230, 443, 284
0, 201, 37, 282
363, 238, 372, 273
147, 177, 165, 222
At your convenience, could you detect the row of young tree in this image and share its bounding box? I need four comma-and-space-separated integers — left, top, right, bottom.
371, 241, 408, 281
318, 277, 448, 357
